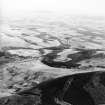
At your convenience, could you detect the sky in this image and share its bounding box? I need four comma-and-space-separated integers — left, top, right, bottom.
1, 0, 105, 16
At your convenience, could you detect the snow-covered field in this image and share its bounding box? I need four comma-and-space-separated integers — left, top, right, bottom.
0, 13, 105, 105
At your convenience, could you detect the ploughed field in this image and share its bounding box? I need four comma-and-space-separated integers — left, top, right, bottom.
0, 13, 105, 105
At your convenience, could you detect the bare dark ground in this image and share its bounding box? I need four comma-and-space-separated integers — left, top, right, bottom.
0, 71, 105, 105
